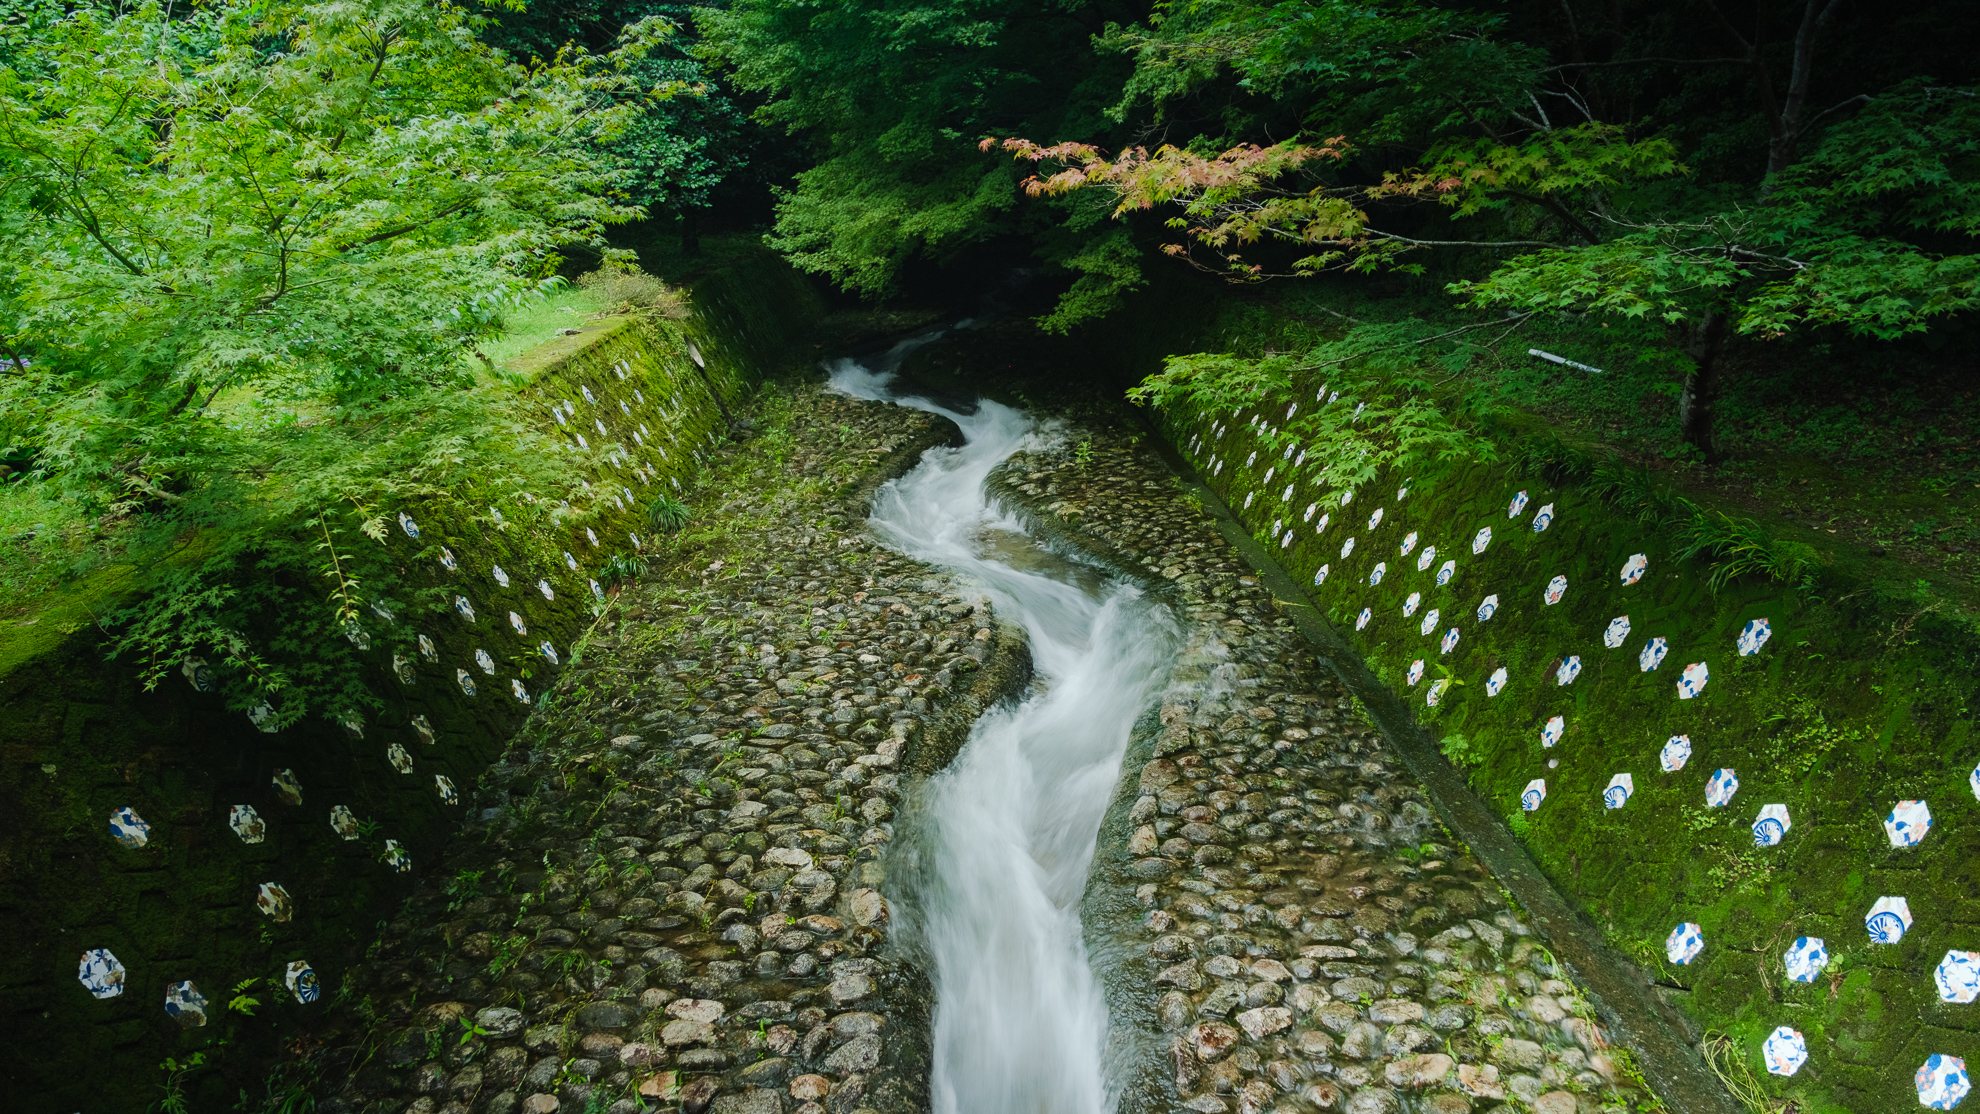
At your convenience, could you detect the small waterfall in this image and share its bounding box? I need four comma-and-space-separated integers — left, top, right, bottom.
829, 345, 1179, 1114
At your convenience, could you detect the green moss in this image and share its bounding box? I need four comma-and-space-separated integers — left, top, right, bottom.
0, 252, 822, 1114
1152, 389, 1980, 1112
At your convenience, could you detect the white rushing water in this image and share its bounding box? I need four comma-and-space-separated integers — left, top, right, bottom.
828, 341, 1180, 1114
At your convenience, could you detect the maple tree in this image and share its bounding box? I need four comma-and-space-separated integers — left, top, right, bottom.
0, 0, 665, 724
985, 0, 1980, 459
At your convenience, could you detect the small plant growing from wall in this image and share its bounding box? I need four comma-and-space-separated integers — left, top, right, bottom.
600, 552, 648, 587
647, 495, 693, 534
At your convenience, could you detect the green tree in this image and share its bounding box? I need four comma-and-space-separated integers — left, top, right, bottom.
701, 0, 1141, 308
993, 0, 1980, 459
0, 0, 667, 724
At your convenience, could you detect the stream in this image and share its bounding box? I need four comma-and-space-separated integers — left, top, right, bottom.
829, 340, 1180, 1114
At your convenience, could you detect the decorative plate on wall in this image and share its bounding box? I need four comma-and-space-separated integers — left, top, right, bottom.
330, 805, 360, 840
78, 948, 126, 998
1762, 1027, 1807, 1077
1706, 767, 1740, 807
163, 981, 208, 1029
228, 804, 266, 844
1604, 773, 1634, 809
1667, 922, 1704, 964
286, 961, 320, 1004
1661, 735, 1692, 771
257, 882, 294, 922
1752, 803, 1791, 846
109, 807, 150, 850
1738, 618, 1773, 656
1603, 616, 1631, 648
1885, 800, 1933, 848
1620, 553, 1648, 585
1867, 896, 1914, 943
1678, 661, 1709, 698
1785, 937, 1828, 983
1640, 637, 1668, 672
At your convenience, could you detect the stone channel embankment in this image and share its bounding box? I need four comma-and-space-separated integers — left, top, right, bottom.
985, 431, 1655, 1114
314, 380, 1028, 1114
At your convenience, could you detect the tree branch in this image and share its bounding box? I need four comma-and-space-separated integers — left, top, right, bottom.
1544, 56, 1749, 71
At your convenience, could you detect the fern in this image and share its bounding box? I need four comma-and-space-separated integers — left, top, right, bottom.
646, 494, 693, 533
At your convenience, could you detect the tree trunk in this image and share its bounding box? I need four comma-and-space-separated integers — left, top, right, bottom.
1677, 309, 1730, 459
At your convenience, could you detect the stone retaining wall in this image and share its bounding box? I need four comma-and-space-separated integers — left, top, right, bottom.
0, 251, 816, 1114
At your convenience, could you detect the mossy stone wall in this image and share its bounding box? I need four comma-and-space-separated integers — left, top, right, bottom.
1078, 270, 1980, 1114
1144, 394, 1980, 1114
0, 249, 820, 1113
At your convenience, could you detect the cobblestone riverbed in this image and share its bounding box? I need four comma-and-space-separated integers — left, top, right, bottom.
312, 348, 1656, 1114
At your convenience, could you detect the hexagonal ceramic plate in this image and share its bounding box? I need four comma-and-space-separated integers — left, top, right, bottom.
1885, 800, 1933, 848
1603, 773, 1633, 809
1666, 923, 1703, 964
109, 807, 150, 850
78, 948, 126, 998
1867, 896, 1913, 944
1917, 1055, 1970, 1110
1705, 768, 1739, 807
1785, 937, 1827, 983
1762, 1027, 1806, 1077
1752, 803, 1790, 846
1660, 735, 1692, 772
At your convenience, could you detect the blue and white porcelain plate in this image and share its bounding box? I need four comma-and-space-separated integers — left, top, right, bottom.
1917, 1054, 1970, 1110
1678, 661, 1709, 699
1886, 799, 1933, 848
1705, 768, 1739, 807
1785, 937, 1828, 983
1762, 1026, 1807, 1077
1604, 773, 1633, 809
1667, 922, 1704, 964
1867, 896, 1913, 943
1604, 615, 1631, 649
1661, 735, 1692, 772
1737, 617, 1772, 656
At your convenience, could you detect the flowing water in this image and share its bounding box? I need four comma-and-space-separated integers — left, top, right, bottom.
829, 342, 1179, 1114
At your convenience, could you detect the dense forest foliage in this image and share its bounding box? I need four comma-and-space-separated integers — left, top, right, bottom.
700, 0, 1980, 460
1, 0, 1975, 724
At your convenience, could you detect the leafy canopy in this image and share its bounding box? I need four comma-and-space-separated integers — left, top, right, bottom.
0, 0, 667, 725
